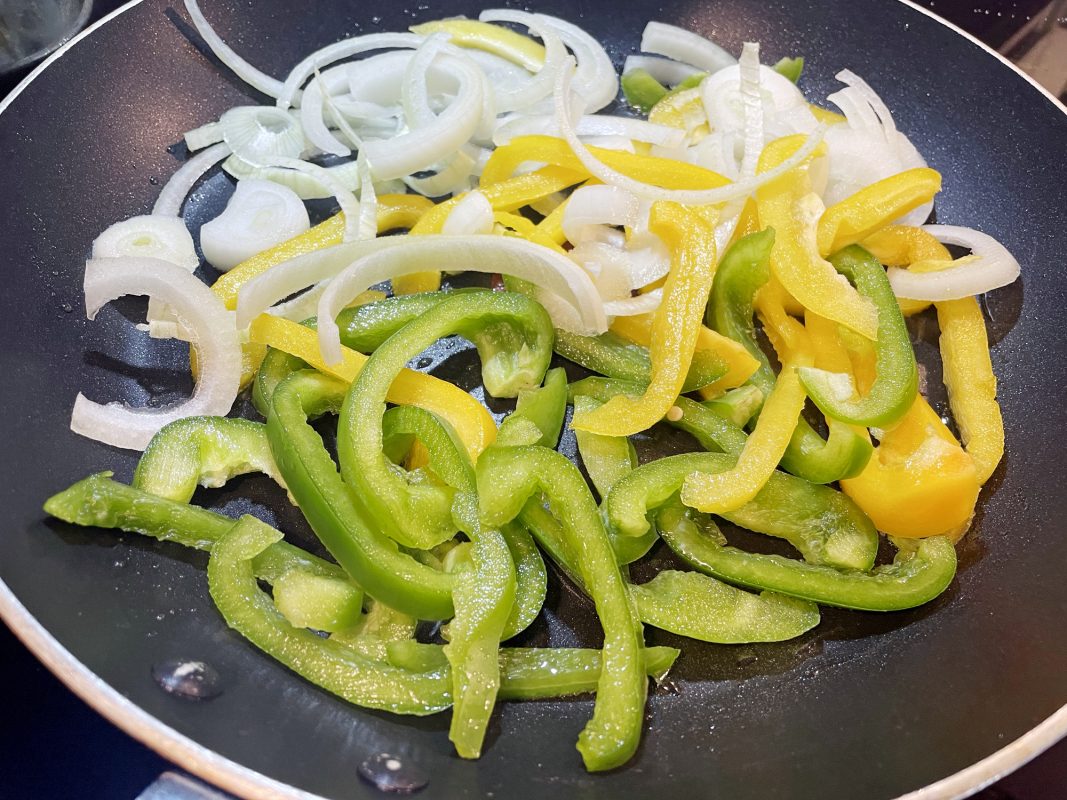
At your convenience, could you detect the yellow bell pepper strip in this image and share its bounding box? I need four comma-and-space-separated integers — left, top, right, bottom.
680, 361, 808, 515
609, 313, 760, 397
410, 19, 545, 72
534, 195, 570, 246
841, 395, 980, 539
571, 201, 718, 436
859, 224, 954, 316
247, 313, 496, 460
481, 134, 731, 190
755, 135, 879, 340
816, 168, 942, 257
937, 298, 1004, 485
808, 104, 846, 125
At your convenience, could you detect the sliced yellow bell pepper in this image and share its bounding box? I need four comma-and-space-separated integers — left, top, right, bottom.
937, 298, 1004, 485
841, 395, 980, 539
535, 195, 570, 247
681, 363, 808, 515
755, 135, 879, 340
571, 201, 717, 436
816, 168, 942, 256
410, 19, 545, 72
481, 135, 730, 191
247, 314, 496, 460
808, 104, 846, 125
610, 314, 760, 398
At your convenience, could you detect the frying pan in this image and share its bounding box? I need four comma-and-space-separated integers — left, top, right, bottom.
1, 1, 1066, 798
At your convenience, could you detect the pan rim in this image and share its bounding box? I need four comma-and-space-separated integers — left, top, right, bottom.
1, 1, 1064, 798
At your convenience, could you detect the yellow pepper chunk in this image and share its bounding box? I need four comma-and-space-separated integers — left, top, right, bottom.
756, 135, 879, 340
534, 195, 570, 247
610, 314, 760, 397
808, 104, 846, 125
571, 202, 717, 436
816, 168, 942, 256
859, 224, 951, 316
841, 395, 980, 539
481, 135, 730, 190
937, 297, 1004, 484
410, 19, 545, 72
682, 364, 808, 514
247, 314, 496, 460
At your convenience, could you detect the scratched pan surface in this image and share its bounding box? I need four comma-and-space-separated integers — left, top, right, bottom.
1, 1, 1066, 798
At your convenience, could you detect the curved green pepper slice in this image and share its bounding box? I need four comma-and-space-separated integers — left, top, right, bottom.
496, 367, 568, 449
657, 500, 957, 611
606, 452, 878, 571
476, 444, 646, 772
798, 245, 918, 427
708, 228, 872, 483
267, 369, 455, 620
381, 405, 476, 493
337, 291, 553, 551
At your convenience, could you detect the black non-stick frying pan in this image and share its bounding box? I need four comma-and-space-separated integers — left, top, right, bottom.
1, 1, 1066, 798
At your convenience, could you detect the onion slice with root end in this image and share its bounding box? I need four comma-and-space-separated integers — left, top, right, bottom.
640, 21, 736, 74
72, 257, 241, 451
554, 58, 828, 205
316, 236, 607, 365
256, 156, 362, 241
887, 225, 1020, 301
200, 179, 311, 272
152, 143, 230, 217
92, 216, 198, 272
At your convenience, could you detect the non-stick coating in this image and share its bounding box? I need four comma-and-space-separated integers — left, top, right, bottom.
1, 1, 1065, 798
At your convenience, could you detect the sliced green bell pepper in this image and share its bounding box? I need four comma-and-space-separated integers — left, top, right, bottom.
496, 367, 568, 449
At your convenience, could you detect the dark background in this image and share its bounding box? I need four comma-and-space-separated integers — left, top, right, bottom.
1, 1, 1064, 797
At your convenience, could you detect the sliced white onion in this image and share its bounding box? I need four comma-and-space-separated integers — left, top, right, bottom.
701, 62, 815, 139
737, 42, 764, 179
299, 66, 358, 157
152, 142, 230, 217
442, 191, 494, 235
555, 58, 828, 205
92, 216, 198, 272
72, 257, 241, 450
562, 185, 640, 243
230, 160, 355, 199
533, 13, 618, 114
256, 156, 362, 241
184, 121, 222, 152
402, 148, 479, 198
623, 54, 703, 86
887, 225, 1020, 301
183, 0, 284, 99
604, 289, 664, 317
580, 135, 635, 152
316, 236, 607, 364
236, 238, 412, 327
199, 179, 310, 272
493, 113, 686, 148
640, 21, 737, 74
277, 32, 426, 110
479, 10, 567, 114
355, 152, 378, 240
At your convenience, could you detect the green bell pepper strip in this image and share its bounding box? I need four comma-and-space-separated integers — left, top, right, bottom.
553, 327, 728, 393
798, 245, 918, 427
133, 417, 284, 503
499, 522, 548, 640
569, 376, 748, 457
518, 499, 585, 588
657, 500, 957, 611
772, 56, 804, 83
336, 291, 553, 552
621, 68, 668, 113
606, 452, 878, 571
208, 516, 452, 714
629, 570, 819, 643
43, 472, 346, 584
267, 369, 455, 619
664, 71, 708, 97
272, 569, 364, 632
331, 599, 418, 662
381, 405, 476, 492
708, 228, 872, 483
496, 367, 568, 449
703, 385, 764, 429
387, 641, 680, 699
446, 492, 516, 759
476, 445, 646, 772
253, 345, 304, 418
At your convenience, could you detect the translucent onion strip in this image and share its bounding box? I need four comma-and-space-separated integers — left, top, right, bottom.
316, 236, 608, 364
533, 13, 618, 114
152, 143, 230, 217
479, 10, 567, 114
562, 185, 641, 243
887, 225, 1020, 301
183, 0, 284, 98
92, 216, 198, 272
640, 21, 736, 74
494, 113, 686, 148
72, 257, 241, 450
